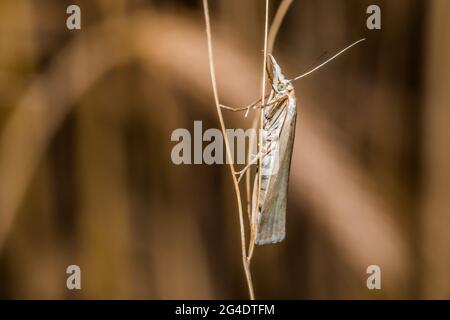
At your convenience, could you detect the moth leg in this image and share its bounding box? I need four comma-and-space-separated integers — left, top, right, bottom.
235, 153, 261, 183
220, 104, 258, 112
235, 144, 276, 183
219, 94, 275, 113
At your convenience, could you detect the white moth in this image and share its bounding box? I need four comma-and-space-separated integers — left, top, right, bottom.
253, 54, 296, 244
222, 39, 365, 245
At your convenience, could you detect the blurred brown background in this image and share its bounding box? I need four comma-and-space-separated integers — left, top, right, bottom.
0, 0, 449, 299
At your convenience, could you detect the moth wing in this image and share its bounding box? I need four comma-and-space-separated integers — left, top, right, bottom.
256, 103, 297, 245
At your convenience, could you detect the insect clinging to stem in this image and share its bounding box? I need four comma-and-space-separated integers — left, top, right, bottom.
220, 38, 366, 246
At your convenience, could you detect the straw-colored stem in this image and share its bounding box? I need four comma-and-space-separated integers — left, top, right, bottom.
268, 0, 293, 54
202, 0, 255, 300
248, 0, 270, 263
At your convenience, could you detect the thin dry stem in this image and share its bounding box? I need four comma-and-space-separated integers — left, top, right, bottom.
268, 0, 294, 53
201, 0, 255, 300
246, 116, 259, 260
247, 0, 270, 263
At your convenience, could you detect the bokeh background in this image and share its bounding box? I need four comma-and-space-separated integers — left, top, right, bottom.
0, 0, 449, 299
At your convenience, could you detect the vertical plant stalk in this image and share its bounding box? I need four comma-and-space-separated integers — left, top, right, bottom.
201, 0, 255, 300
247, 0, 270, 262
268, 0, 293, 53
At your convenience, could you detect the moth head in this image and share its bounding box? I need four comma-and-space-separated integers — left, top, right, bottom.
266, 54, 293, 94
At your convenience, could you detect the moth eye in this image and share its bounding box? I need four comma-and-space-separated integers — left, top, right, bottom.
277, 83, 285, 91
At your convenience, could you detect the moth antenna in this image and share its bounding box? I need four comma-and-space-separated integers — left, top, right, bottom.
303, 50, 329, 73
291, 38, 365, 81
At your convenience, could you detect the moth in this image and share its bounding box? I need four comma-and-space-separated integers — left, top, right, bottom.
221, 39, 365, 245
